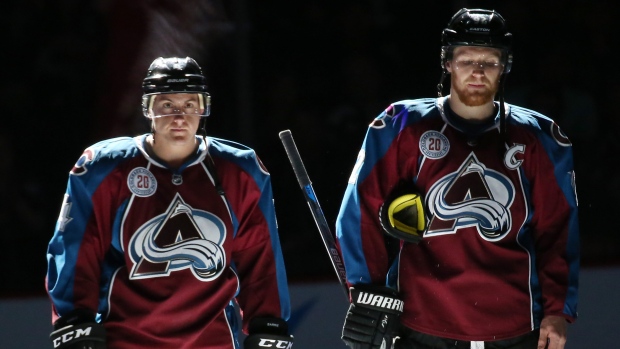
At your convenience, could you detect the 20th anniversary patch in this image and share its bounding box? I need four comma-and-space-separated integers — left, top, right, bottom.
127, 167, 157, 197
419, 131, 450, 159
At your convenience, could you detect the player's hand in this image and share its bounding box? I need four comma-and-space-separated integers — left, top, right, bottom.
537, 315, 567, 349
342, 285, 402, 349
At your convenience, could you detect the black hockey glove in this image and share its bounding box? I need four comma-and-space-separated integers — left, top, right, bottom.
342, 285, 403, 349
244, 316, 294, 349
50, 309, 106, 349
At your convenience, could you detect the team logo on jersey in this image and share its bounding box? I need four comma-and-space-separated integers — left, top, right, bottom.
370, 118, 386, 129
504, 143, 526, 170
551, 122, 571, 147
425, 153, 514, 241
369, 106, 392, 129
70, 148, 94, 175
128, 193, 226, 281
419, 131, 450, 159
127, 167, 157, 197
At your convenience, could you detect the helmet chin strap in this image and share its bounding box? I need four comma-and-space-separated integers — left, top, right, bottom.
437, 71, 447, 97
498, 74, 508, 155
200, 117, 207, 142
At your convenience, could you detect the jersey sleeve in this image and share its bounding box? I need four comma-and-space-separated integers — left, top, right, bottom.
335, 102, 421, 286
46, 144, 120, 323
527, 120, 580, 322
213, 141, 291, 332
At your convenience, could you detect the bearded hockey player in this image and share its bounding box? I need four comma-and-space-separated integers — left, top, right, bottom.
336, 8, 579, 349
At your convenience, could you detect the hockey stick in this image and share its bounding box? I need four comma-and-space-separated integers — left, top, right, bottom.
279, 129, 349, 299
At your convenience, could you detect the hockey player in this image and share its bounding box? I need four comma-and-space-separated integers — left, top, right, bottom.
46, 57, 293, 349
336, 8, 579, 349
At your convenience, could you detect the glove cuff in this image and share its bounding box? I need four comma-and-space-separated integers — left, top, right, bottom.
350, 286, 404, 315
244, 333, 294, 349
248, 316, 289, 336
245, 317, 293, 348
50, 322, 106, 349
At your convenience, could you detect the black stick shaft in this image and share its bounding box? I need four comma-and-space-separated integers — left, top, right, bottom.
279, 130, 349, 299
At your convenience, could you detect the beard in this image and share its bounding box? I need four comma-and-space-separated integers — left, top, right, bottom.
452, 77, 499, 107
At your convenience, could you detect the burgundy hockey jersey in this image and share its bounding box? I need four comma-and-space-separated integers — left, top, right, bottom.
336, 97, 579, 341
47, 135, 290, 349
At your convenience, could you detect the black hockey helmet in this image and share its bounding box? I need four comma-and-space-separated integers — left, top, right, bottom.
142, 57, 211, 118
436, 9, 513, 155
440, 8, 513, 74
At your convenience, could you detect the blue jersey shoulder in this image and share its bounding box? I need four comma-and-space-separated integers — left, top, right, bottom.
208, 137, 254, 156
208, 137, 270, 178
71, 137, 141, 177
87, 137, 140, 163
368, 98, 438, 138
507, 104, 552, 129
384, 98, 437, 121
508, 104, 573, 146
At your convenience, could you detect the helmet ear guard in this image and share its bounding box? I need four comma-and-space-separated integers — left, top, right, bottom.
440, 47, 448, 73
504, 52, 513, 74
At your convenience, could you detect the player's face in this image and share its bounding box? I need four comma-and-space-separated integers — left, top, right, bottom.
151, 93, 202, 144
446, 46, 504, 106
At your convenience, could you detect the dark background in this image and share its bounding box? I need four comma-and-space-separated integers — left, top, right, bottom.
1, 0, 618, 296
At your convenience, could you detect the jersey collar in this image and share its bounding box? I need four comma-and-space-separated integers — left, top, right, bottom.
436, 96, 510, 137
